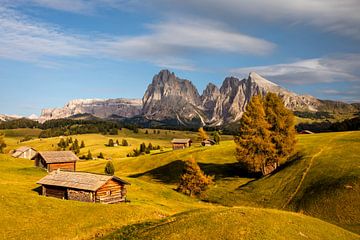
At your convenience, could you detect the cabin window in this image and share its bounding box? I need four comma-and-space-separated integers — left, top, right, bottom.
107, 190, 112, 196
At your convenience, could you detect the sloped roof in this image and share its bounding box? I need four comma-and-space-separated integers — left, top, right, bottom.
38, 151, 79, 163
171, 138, 192, 144
37, 170, 130, 191
12, 146, 36, 158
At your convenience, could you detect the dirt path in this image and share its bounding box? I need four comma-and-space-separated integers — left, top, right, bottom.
281, 133, 349, 209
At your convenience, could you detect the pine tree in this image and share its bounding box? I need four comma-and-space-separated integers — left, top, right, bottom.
234, 95, 275, 175
0, 134, 6, 153
80, 140, 85, 148
86, 150, 93, 160
68, 137, 73, 143
58, 138, 66, 149
104, 161, 115, 175
116, 139, 120, 146
148, 142, 153, 150
213, 131, 221, 144
140, 142, 146, 153
264, 93, 296, 165
98, 152, 104, 159
145, 130, 148, 134
122, 139, 129, 146
108, 139, 114, 147
198, 127, 209, 141
177, 158, 213, 197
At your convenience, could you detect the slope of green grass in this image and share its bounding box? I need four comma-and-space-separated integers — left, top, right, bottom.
0, 155, 210, 240
202, 131, 360, 233
101, 207, 359, 240
2, 129, 359, 239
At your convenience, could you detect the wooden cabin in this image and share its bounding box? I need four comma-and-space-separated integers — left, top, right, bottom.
12, 146, 37, 159
171, 139, 192, 150
34, 151, 78, 172
201, 139, 216, 147
37, 170, 130, 204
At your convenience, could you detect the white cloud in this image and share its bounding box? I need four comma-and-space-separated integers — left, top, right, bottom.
133, 0, 360, 40
0, 6, 92, 64
230, 54, 360, 84
0, 7, 275, 69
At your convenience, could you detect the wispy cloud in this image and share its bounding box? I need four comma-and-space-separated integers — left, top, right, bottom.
132, 0, 360, 40
0, 7, 275, 69
230, 54, 360, 84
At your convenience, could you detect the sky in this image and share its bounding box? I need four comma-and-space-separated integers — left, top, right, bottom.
0, 0, 360, 116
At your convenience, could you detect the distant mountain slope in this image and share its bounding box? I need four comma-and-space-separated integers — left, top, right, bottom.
39, 98, 142, 123
36, 69, 358, 127
143, 70, 321, 126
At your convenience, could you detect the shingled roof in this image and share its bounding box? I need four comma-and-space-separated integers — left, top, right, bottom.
171, 138, 192, 144
12, 146, 36, 158
37, 170, 130, 191
38, 151, 79, 163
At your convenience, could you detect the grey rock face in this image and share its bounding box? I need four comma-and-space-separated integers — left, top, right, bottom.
142, 70, 320, 126
39, 98, 142, 123
142, 70, 204, 124
38, 70, 322, 126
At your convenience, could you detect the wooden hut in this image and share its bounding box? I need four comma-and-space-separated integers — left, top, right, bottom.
201, 139, 216, 147
171, 139, 192, 150
34, 151, 78, 172
37, 170, 130, 204
12, 146, 37, 159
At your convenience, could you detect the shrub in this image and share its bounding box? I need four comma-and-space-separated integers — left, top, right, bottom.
104, 161, 115, 175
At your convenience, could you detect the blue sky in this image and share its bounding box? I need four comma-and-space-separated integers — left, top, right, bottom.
0, 0, 360, 116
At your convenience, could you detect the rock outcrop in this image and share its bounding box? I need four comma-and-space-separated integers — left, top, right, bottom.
39, 98, 142, 123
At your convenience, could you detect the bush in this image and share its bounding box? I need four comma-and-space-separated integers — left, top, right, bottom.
104, 161, 115, 175
98, 152, 104, 159
122, 139, 129, 146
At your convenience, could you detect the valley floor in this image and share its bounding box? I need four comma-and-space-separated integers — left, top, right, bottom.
0, 129, 359, 239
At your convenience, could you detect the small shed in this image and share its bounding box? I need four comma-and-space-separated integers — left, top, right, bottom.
201, 139, 216, 147
12, 146, 37, 159
171, 139, 192, 150
37, 170, 130, 204
34, 151, 78, 172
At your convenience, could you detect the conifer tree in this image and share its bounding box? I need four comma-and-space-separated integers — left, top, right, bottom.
122, 139, 129, 146
234, 95, 275, 175
108, 139, 114, 147
98, 152, 104, 159
116, 139, 120, 146
80, 140, 85, 148
198, 127, 209, 140
264, 92, 296, 165
104, 161, 115, 175
0, 134, 6, 153
87, 150, 92, 160
177, 157, 213, 197
213, 131, 221, 144
140, 142, 146, 153
148, 142, 153, 150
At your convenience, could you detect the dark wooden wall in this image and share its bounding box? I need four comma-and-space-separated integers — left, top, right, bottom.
95, 179, 125, 204
42, 185, 67, 199
48, 162, 76, 172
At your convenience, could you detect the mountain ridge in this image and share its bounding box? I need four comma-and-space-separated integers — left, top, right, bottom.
25, 69, 359, 126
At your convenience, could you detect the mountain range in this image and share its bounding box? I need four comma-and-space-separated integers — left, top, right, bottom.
2, 70, 359, 127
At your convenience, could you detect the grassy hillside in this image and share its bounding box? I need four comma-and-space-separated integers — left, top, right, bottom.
1, 128, 359, 239
0, 155, 210, 240
102, 207, 359, 240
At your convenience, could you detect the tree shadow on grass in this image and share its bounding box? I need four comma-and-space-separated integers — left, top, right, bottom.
129, 160, 245, 184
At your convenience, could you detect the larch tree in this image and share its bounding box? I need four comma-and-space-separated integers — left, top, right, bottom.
198, 127, 209, 141
0, 134, 6, 153
177, 157, 213, 197
264, 92, 296, 165
234, 95, 275, 175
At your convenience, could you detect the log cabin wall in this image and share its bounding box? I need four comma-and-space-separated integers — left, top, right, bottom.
67, 189, 94, 202
95, 179, 125, 204
42, 185, 67, 199
48, 162, 76, 172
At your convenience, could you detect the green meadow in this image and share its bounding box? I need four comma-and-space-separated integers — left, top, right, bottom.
0, 128, 359, 239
